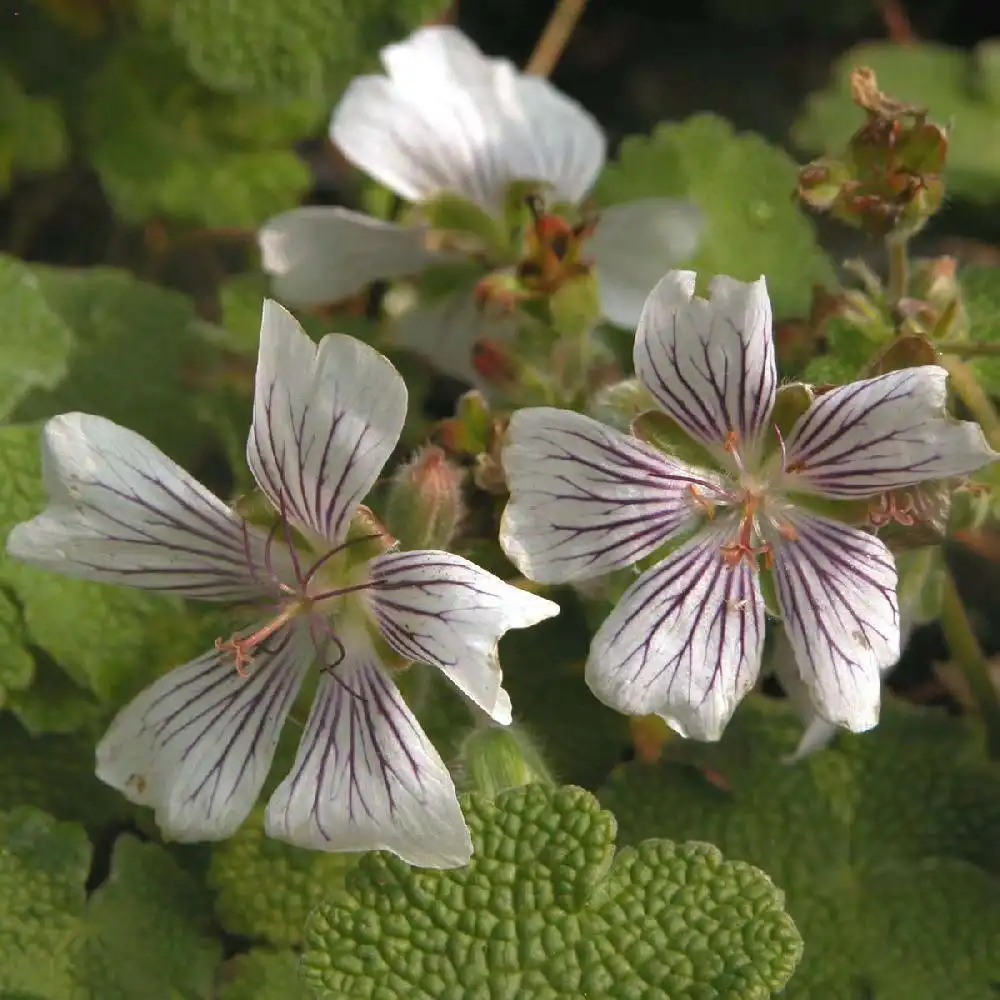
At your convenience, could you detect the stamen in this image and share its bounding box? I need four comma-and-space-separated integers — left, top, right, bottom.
773, 422, 788, 470
216, 603, 302, 676
720, 494, 771, 569
778, 521, 799, 542
724, 430, 746, 474
688, 484, 717, 519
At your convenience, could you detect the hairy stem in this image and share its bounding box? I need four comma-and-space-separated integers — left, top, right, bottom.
937, 340, 1000, 358
525, 0, 587, 77
886, 234, 910, 307
940, 568, 1000, 758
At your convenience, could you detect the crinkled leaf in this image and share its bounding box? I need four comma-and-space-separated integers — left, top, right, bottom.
0, 69, 67, 189
135, 0, 446, 102
217, 951, 308, 1000
0, 256, 72, 422
959, 264, 1000, 395
0, 590, 35, 706
801, 316, 875, 384
594, 114, 834, 316
793, 42, 1000, 203
0, 716, 125, 831
208, 809, 357, 948
599, 696, 1000, 998
0, 809, 221, 999
302, 783, 802, 999
84, 36, 312, 226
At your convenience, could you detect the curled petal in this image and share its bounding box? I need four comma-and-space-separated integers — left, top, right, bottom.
331, 26, 605, 212
772, 512, 899, 732
500, 407, 713, 584
265, 630, 471, 868
6, 413, 279, 601
248, 301, 406, 544
259, 207, 446, 308
586, 519, 765, 741
783, 366, 997, 498
96, 624, 308, 841
367, 550, 559, 724
591, 199, 705, 328
634, 271, 777, 452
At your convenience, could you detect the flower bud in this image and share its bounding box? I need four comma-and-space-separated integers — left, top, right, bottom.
587, 377, 656, 432
384, 446, 465, 551
459, 723, 555, 800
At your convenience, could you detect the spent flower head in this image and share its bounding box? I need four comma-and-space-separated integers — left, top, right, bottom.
500, 270, 996, 740
258, 26, 703, 380
7, 301, 557, 868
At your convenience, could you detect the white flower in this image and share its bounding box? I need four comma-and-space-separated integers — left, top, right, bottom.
499, 270, 996, 740
259, 26, 703, 380
7, 300, 558, 868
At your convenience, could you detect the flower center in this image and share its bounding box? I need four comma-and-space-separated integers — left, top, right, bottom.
215, 519, 379, 677
514, 196, 596, 296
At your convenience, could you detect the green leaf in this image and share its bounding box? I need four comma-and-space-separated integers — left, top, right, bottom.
959, 265, 1000, 395
0, 590, 35, 707
217, 951, 309, 1000
801, 316, 874, 384
599, 696, 1000, 998
594, 114, 834, 317
302, 783, 802, 999
84, 36, 312, 226
0, 256, 72, 422
18, 266, 220, 469
135, 0, 446, 103
792, 42, 1000, 203
208, 810, 357, 948
0, 69, 67, 189
0, 715, 126, 831
0, 809, 221, 999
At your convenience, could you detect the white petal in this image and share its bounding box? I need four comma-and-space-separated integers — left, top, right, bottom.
259, 207, 446, 308
585, 519, 765, 741
331, 27, 605, 212
634, 271, 777, 452
96, 624, 308, 841
500, 407, 715, 584
6, 413, 278, 601
248, 301, 406, 543
591, 199, 705, 328
265, 630, 471, 868
772, 512, 898, 732
783, 366, 998, 498
390, 285, 519, 383
366, 550, 559, 724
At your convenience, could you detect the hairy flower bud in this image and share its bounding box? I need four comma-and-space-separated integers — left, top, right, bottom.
385, 446, 465, 551
459, 724, 555, 800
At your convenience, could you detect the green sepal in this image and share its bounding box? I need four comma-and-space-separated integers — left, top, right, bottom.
409, 192, 507, 257
861, 332, 938, 376
771, 383, 813, 440
896, 546, 946, 625
549, 271, 602, 338
758, 566, 781, 618
459, 724, 556, 800
587, 378, 657, 433
631, 409, 721, 471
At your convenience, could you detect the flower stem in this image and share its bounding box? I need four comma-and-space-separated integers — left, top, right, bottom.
937, 340, 1000, 358
939, 354, 1000, 449
525, 0, 587, 77
886, 234, 910, 307
939, 568, 1000, 758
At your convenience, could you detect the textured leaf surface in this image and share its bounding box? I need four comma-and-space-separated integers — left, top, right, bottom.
217, 951, 309, 1000
208, 809, 358, 948
0, 256, 72, 422
302, 783, 802, 999
960, 264, 1000, 395
0, 69, 67, 189
793, 42, 1000, 202
0, 809, 220, 998
135, 0, 446, 102
599, 697, 1000, 998
594, 114, 834, 316
84, 37, 312, 226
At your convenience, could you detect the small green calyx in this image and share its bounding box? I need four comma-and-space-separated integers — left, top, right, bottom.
632, 408, 720, 470
343, 505, 396, 566
785, 491, 872, 528
459, 724, 556, 800
770, 383, 813, 441
411, 191, 507, 257
587, 377, 657, 432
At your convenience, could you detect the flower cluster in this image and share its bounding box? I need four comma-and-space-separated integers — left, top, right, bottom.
6, 24, 998, 872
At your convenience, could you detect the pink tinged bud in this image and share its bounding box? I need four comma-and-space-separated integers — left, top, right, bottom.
385, 446, 466, 551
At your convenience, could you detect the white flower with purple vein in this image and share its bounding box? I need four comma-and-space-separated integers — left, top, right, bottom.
258, 25, 703, 380
6, 300, 557, 868
500, 270, 996, 740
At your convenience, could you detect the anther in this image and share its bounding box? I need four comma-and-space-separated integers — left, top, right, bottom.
688, 484, 716, 518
